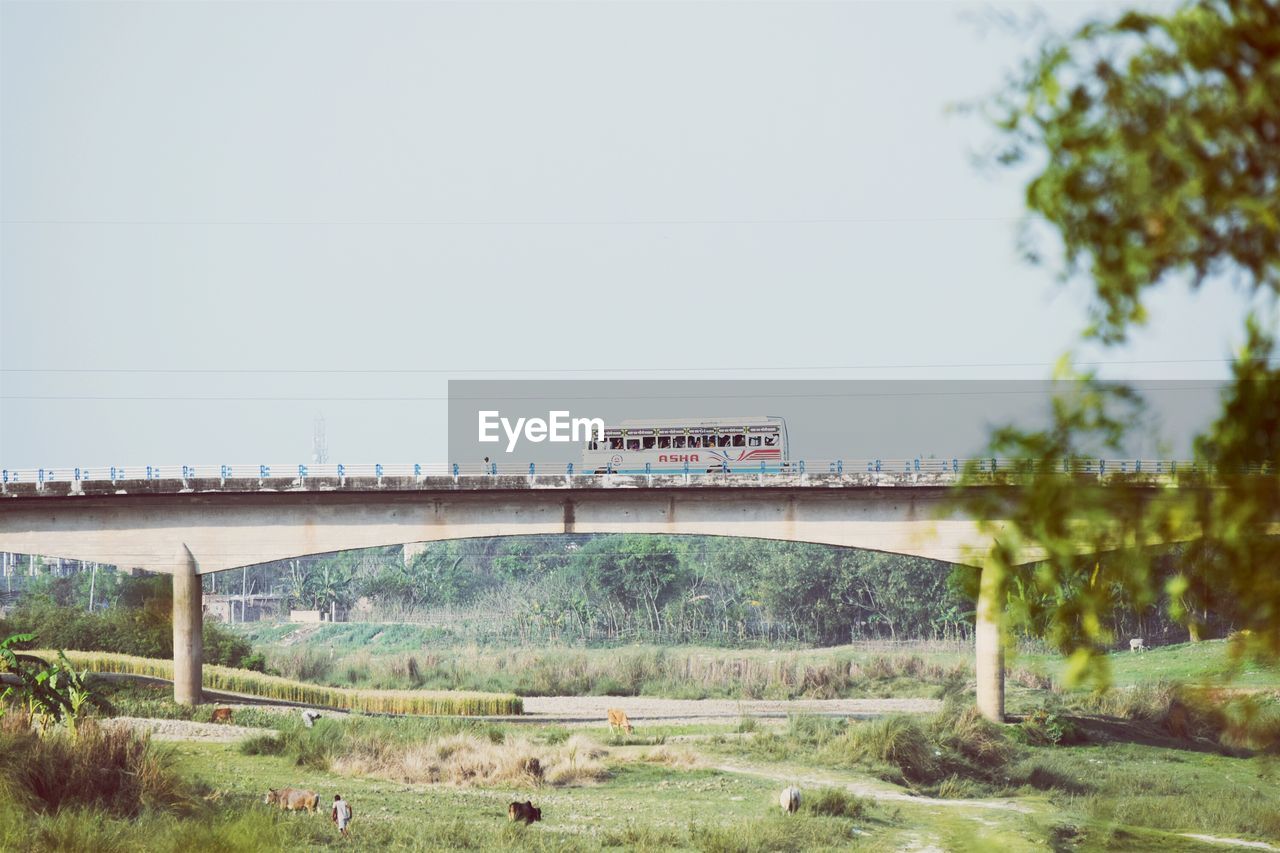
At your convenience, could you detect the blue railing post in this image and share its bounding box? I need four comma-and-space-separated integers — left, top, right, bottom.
1135, 460, 1141, 473
645, 461, 651, 477
259, 464, 270, 481
607, 461, 613, 475
913, 458, 920, 473
337, 463, 346, 486
566, 462, 574, 479
414, 463, 422, 479
952, 458, 959, 474
683, 460, 690, 478
375, 463, 384, 485
1099, 459, 1106, 476
874, 459, 881, 473
837, 459, 843, 475
298, 464, 308, 483
530, 462, 536, 479
219, 465, 228, 487
798, 460, 806, 475
451, 463, 459, 482
760, 460, 767, 475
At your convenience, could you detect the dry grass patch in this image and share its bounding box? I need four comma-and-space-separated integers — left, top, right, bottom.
330, 732, 609, 787
635, 745, 703, 768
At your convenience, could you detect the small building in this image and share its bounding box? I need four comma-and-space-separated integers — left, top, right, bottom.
203, 593, 286, 623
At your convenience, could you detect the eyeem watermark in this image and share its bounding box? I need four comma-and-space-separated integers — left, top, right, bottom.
478, 411, 605, 453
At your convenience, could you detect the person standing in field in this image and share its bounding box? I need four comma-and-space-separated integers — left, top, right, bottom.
331, 794, 353, 838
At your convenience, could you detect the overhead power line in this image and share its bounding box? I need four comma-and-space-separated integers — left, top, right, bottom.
0, 357, 1270, 376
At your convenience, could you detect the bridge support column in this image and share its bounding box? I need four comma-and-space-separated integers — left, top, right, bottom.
975, 562, 1005, 723
173, 546, 202, 705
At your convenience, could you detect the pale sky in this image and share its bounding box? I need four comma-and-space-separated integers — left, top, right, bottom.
0, 0, 1259, 471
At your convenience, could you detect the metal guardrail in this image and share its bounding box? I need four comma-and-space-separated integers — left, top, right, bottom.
0, 458, 1269, 493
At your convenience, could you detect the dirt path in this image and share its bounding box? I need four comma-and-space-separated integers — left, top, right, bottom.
102, 716, 272, 743
706, 757, 1034, 814
519, 695, 941, 724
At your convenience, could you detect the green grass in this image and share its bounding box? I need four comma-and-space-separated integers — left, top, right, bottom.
31, 649, 523, 716
1012, 639, 1280, 691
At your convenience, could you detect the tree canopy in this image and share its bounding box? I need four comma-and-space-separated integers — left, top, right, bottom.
965, 0, 1280, 685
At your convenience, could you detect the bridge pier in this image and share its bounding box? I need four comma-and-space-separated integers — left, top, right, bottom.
172, 545, 203, 705
974, 562, 1005, 723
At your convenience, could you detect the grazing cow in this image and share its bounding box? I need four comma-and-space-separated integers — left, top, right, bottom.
264, 788, 320, 813
606, 708, 634, 735
210, 707, 234, 724
508, 800, 542, 825
1130, 638, 1146, 653
301, 709, 322, 728
780, 786, 801, 814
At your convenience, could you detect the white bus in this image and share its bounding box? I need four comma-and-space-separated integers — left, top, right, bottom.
581, 416, 790, 474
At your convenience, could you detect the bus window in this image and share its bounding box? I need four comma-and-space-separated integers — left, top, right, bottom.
587, 439, 599, 451
732, 434, 745, 447
626, 438, 640, 451
673, 435, 686, 448
610, 437, 624, 450
717, 434, 731, 448
764, 435, 777, 446
688, 436, 701, 448
642, 436, 655, 450
658, 436, 671, 449
748, 435, 761, 447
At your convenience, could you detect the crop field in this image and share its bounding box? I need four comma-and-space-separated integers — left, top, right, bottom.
27, 649, 523, 716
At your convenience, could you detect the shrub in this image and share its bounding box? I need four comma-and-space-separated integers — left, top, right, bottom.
803, 787, 868, 819
0, 717, 198, 817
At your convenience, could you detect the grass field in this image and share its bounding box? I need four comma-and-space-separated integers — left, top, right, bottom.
7, 690, 1279, 852
8, 635, 1280, 850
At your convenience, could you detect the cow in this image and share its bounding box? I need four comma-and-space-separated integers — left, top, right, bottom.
1130, 638, 1146, 653
606, 708, 634, 735
508, 800, 541, 825
265, 788, 320, 813
210, 707, 233, 724
780, 786, 801, 814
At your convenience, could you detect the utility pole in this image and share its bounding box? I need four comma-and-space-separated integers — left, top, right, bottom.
313, 414, 329, 465
88, 562, 98, 612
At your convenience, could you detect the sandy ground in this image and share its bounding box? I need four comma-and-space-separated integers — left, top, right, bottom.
519, 695, 942, 725
102, 716, 272, 743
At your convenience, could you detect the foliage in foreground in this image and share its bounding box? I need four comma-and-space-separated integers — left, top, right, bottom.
27, 649, 523, 716
959, 0, 1280, 689
0, 714, 198, 818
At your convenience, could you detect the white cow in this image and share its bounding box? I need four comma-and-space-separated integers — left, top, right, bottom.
779, 786, 801, 814
1130, 638, 1146, 653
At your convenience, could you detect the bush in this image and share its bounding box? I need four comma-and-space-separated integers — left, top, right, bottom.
0, 599, 257, 668
803, 787, 868, 819
0, 716, 198, 817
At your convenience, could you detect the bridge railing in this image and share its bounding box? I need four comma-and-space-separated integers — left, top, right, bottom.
3, 458, 1268, 492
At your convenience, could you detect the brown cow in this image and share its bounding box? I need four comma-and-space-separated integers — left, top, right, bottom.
508, 801, 541, 825
211, 707, 234, 724
265, 788, 319, 813
606, 708, 634, 735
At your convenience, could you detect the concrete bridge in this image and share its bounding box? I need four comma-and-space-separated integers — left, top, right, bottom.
0, 462, 1197, 721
